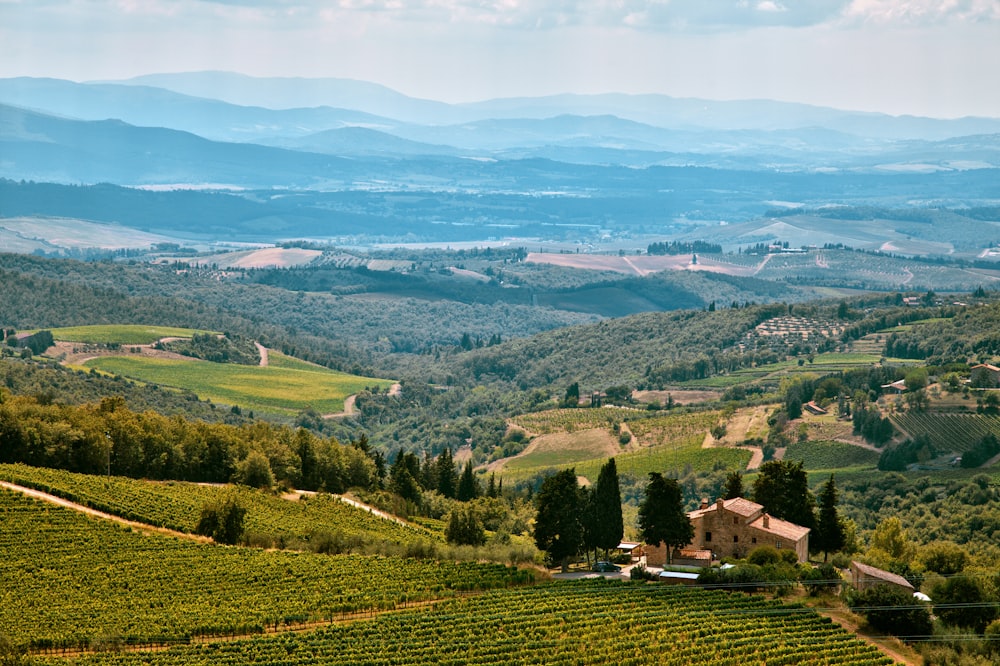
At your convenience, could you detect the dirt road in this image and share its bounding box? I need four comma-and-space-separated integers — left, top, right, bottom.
0, 480, 209, 542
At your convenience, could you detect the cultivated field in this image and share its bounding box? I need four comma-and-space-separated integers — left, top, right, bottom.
46, 324, 217, 345
0, 464, 436, 547
524, 252, 762, 277
186, 247, 323, 269
82, 355, 393, 415
891, 412, 1000, 454
29, 579, 897, 666
498, 409, 750, 481
0, 488, 529, 652
0, 216, 180, 252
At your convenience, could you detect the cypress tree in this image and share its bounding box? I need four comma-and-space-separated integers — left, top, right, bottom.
814, 474, 845, 561
457, 461, 479, 502
593, 458, 624, 559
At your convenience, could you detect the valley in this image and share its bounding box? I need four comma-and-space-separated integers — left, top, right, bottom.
1, 69, 999, 666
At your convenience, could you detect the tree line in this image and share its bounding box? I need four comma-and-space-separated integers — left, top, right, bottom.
0, 391, 378, 493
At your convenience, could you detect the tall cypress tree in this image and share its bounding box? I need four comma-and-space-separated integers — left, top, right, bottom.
723, 471, 744, 500
594, 458, 624, 559
457, 461, 480, 502
813, 474, 845, 561
436, 448, 457, 498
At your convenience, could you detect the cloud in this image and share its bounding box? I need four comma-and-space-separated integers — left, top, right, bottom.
843, 0, 1000, 25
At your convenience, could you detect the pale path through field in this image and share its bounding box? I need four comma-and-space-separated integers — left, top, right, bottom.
0, 480, 210, 542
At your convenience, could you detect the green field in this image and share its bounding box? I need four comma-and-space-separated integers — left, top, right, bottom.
501, 440, 751, 483
34, 579, 895, 666
0, 464, 437, 547
82, 355, 393, 414
44, 324, 217, 345
500, 410, 746, 481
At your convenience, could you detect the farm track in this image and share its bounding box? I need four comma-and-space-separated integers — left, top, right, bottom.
324, 382, 399, 419
0, 480, 210, 543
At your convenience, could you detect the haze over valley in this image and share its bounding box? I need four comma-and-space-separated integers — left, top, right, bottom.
3, 3, 1000, 665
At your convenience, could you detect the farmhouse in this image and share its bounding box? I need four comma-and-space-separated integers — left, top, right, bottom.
645, 497, 810, 566
881, 379, 907, 394
850, 561, 914, 594
970, 364, 1000, 388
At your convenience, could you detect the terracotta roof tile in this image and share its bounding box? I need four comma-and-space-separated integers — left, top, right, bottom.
852, 561, 914, 590
749, 514, 810, 541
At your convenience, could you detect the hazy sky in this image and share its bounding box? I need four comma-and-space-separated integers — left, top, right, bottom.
2, 0, 998, 118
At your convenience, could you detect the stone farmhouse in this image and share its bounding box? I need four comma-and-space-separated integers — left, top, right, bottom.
850, 561, 914, 594
646, 497, 810, 566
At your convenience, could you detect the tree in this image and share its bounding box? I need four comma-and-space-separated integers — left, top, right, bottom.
917, 541, 969, 575
196, 494, 247, 545
456, 461, 480, 501
638, 472, 693, 565
933, 576, 998, 633
868, 516, 915, 565
904, 368, 928, 393
850, 584, 932, 639
390, 451, 423, 505
593, 458, 624, 560
563, 382, 580, 407
723, 471, 744, 500
534, 469, 583, 572
813, 474, 844, 561
234, 450, 274, 489
436, 448, 457, 498
445, 506, 486, 546
751, 460, 816, 531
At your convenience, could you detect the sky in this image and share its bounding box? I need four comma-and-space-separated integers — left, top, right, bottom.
1, 0, 999, 118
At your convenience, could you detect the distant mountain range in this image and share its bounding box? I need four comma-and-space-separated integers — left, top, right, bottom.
106, 71, 1000, 140
3, 75, 1000, 175
1, 72, 998, 249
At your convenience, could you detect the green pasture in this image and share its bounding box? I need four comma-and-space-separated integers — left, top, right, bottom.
503, 430, 618, 471
82, 355, 393, 415
44, 324, 216, 345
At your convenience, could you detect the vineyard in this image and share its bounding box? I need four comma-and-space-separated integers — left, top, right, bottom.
0, 488, 533, 652
34, 579, 898, 666
782, 440, 881, 471
891, 412, 1000, 454
0, 464, 438, 547
510, 406, 648, 435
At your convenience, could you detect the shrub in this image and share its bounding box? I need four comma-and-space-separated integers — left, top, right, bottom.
800, 562, 841, 596
849, 584, 932, 639
747, 546, 781, 566
196, 495, 247, 545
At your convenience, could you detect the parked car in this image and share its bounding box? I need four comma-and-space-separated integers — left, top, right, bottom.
592, 561, 622, 572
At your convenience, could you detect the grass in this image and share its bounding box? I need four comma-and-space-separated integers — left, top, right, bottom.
82, 355, 393, 415
504, 429, 618, 470
43, 324, 217, 345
